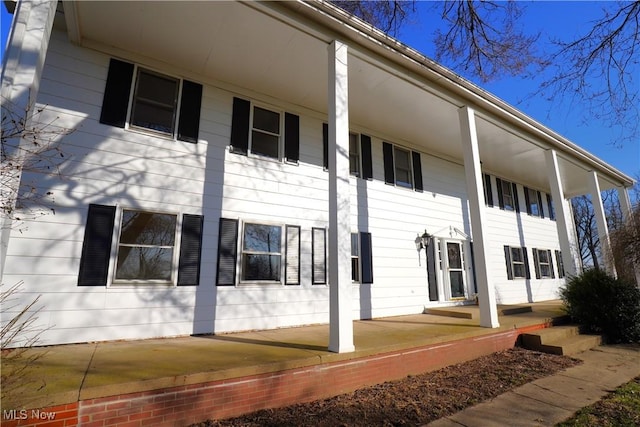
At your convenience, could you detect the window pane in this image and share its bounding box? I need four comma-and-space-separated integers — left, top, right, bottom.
394, 147, 412, 188
538, 250, 549, 263
349, 133, 360, 176
351, 257, 360, 282
243, 224, 281, 252
251, 131, 279, 158
120, 211, 176, 246
351, 233, 359, 257
116, 247, 173, 280
449, 271, 465, 297
540, 265, 551, 277
528, 188, 540, 216
513, 264, 525, 278
502, 181, 514, 210
510, 247, 523, 263
253, 106, 280, 134
242, 254, 281, 281
131, 70, 178, 134
447, 243, 462, 269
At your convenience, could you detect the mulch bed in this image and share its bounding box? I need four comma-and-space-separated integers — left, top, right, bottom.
192, 347, 581, 426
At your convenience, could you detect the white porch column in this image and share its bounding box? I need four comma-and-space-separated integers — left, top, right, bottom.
458, 106, 499, 328
1, 0, 58, 279
588, 171, 617, 276
327, 40, 354, 353
617, 186, 640, 286
545, 150, 580, 276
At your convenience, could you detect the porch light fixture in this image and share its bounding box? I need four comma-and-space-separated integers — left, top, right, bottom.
420, 229, 431, 250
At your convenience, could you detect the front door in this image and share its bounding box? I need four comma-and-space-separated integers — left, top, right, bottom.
445, 241, 466, 299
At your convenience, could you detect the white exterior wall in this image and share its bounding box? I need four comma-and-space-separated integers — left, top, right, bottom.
3, 30, 565, 346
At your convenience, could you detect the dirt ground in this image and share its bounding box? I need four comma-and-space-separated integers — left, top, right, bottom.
192, 347, 580, 427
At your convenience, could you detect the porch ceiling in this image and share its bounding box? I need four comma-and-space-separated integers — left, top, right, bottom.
62, 1, 628, 197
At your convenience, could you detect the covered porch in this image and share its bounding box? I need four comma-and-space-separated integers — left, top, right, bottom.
2, 301, 568, 426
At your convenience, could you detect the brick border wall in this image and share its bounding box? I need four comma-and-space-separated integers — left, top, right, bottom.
2, 324, 550, 427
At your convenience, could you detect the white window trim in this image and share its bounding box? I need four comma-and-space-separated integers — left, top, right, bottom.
535, 248, 553, 278
509, 246, 527, 279
238, 220, 286, 287
124, 64, 185, 141
248, 102, 283, 161
108, 206, 183, 287
393, 144, 414, 189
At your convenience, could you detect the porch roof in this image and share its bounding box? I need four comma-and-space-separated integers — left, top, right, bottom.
60, 0, 634, 197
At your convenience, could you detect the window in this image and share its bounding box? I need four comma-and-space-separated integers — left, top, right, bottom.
115, 210, 178, 282
78, 205, 203, 286
504, 245, 530, 280
382, 142, 423, 191
351, 233, 360, 282
349, 133, 361, 177
533, 248, 555, 279
496, 178, 519, 212
312, 228, 327, 284
251, 106, 281, 159
130, 69, 179, 135
547, 194, 556, 220
525, 187, 543, 217
394, 147, 412, 188
483, 174, 494, 207
230, 97, 300, 162
241, 223, 282, 282
100, 58, 202, 143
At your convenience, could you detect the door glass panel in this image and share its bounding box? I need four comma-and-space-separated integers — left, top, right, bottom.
449, 271, 465, 298
447, 243, 462, 269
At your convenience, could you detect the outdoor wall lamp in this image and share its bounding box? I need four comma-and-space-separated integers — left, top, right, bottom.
415, 229, 431, 266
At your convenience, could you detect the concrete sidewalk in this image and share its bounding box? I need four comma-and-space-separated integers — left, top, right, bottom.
428, 344, 640, 427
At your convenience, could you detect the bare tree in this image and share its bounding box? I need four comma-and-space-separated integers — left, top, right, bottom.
1, 96, 73, 229
572, 195, 602, 270
537, 1, 640, 146
329, 0, 640, 145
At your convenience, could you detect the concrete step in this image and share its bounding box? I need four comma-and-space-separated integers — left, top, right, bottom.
521, 325, 581, 348
521, 325, 603, 356
425, 304, 532, 320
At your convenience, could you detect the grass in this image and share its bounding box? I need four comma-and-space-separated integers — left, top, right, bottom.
556, 376, 640, 427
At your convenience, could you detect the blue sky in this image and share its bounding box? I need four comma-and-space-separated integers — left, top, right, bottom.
1, 1, 638, 186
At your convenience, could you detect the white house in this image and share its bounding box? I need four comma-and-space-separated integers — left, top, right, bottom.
1, 0, 635, 351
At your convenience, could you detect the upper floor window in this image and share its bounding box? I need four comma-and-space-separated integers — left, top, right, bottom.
496, 178, 519, 212
349, 133, 361, 177
382, 142, 423, 191
100, 58, 202, 143
524, 187, 543, 217
251, 106, 281, 159
230, 97, 299, 163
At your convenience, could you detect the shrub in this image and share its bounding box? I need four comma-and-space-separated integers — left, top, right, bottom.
559, 269, 640, 344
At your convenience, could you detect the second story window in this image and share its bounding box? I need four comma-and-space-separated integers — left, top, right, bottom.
130, 69, 179, 136
251, 106, 281, 159
349, 133, 361, 177
496, 178, 519, 212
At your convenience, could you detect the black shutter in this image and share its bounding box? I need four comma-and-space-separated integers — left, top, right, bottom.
548, 250, 555, 278
523, 246, 531, 279
322, 123, 329, 170
230, 97, 250, 155
537, 191, 545, 219
469, 242, 478, 294
427, 239, 438, 300
555, 250, 564, 277
78, 204, 116, 286
524, 187, 532, 215
312, 228, 326, 284
284, 112, 300, 163
177, 80, 202, 143
383, 142, 394, 185
361, 134, 373, 180
412, 151, 423, 192
533, 248, 541, 279
100, 58, 134, 128
504, 245, 513, 280
177, 214, 204, 286
285, 225, 301, 285
512, 182, 520, 213
360, 232, 374, 284
216, 218, 238, 286
484, 174, 493, 207
496, 178, 505, 210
